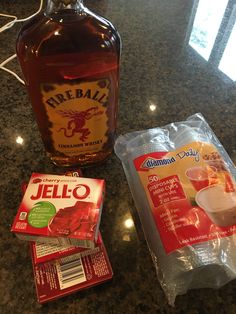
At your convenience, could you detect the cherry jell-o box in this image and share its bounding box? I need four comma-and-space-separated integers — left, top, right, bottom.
31, 236, 113, 304
11, 173, 105, 248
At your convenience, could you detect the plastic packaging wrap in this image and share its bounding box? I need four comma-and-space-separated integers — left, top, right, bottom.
114, 113, 236, 306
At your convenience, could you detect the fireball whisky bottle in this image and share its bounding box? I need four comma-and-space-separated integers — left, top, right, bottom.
16, 0, 121, 166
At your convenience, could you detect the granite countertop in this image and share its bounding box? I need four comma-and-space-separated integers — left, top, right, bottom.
1, 0, 236, 313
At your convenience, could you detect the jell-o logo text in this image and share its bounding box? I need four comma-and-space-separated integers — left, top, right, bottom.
30, 184, 90, 200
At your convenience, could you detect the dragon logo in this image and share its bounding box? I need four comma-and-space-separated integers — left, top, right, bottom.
57, 107, 103, 141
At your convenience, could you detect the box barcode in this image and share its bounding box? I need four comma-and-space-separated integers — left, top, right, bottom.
56, 253, 86, 290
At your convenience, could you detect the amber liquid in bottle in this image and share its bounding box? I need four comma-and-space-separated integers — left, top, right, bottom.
16, 1, 121, 167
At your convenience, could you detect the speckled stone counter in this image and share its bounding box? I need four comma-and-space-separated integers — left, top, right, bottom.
0, 0, 236, 313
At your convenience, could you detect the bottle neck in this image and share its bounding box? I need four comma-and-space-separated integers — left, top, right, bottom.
46, 0, 84, 14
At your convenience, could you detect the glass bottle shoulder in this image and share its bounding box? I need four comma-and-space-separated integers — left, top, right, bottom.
16, 9, 121, 57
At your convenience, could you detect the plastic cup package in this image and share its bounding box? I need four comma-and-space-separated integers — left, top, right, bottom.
115, 113, 236, 306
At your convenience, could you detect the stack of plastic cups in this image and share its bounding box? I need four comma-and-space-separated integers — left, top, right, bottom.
115, 120, 236, 305
117, 128, 180, 301
170, 126, 236, 293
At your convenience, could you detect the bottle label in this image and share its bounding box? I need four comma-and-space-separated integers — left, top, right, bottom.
41, 79, 110, 156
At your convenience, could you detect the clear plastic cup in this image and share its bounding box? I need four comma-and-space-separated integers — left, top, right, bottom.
196, 184, 236, 227
173, 126, 209, 149
185, 166, 210, 191
185, 166, 219, 191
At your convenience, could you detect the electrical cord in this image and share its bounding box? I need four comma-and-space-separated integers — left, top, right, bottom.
0, 0, 44, 85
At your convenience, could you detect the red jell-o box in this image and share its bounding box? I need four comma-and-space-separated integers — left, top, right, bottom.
23, 169, 92, 264
31, 233, 102, 264
31, 236, 113, 304
11, 173, 105, 248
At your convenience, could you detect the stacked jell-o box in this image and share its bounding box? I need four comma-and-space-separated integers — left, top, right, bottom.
30, 233, 113, 303
11, 170, 113, 303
